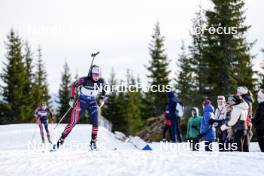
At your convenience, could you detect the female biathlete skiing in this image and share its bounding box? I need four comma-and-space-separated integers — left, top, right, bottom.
54, 65, 106, 150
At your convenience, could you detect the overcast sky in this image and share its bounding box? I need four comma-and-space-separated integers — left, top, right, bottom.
0, 0, 263, 95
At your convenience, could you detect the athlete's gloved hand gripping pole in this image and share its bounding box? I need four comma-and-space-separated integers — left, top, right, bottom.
53, 97, 79, 130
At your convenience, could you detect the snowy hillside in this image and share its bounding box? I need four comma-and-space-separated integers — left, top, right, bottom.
0, 124, 264, 176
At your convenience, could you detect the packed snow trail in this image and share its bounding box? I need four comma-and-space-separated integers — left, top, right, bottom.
0, 124, 264, 176
0, 124, 136, 151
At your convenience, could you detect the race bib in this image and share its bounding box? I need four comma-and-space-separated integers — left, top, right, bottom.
81, 87, 98, 97
38, 111, 47, 117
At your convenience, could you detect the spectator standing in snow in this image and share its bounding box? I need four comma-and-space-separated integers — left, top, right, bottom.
186, 107, 202, 151
237, 86, 253, 152
220, 95, 249, 152
167, 91, 183, 143
209, 96, 229, 151
252, 89, 264, 152
198, 98, 216, 151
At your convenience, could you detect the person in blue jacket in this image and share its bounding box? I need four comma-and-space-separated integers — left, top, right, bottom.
167, 91, 182, 143
198, 98, 216, 151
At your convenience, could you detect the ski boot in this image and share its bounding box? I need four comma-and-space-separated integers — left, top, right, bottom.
51, 137, 64, 151
90, 139, 97, 150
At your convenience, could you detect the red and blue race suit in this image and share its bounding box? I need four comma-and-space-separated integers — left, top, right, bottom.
61, 76, 106, 141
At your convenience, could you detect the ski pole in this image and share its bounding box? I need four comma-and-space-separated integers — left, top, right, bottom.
49, 117, 54, 137
53, 106, 72, 130
30, 123, 38, 144
88, 51, 100, 77
54, 97, 79, 129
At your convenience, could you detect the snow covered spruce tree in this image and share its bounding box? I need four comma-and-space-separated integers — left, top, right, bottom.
145, 22, 170, 116
0, 30, 28, 123
113, 87, 129, 133
106, 79, 133, 134
22, 41, 35, 122
175, 42, 195, 107
102, 69, 143, 135
56, 61, 71, 122
189, 7, 207, 104
202, 0, 255, 98
102, 68, 123, 131
123, 69, 143, 134
32, 47, 50, 108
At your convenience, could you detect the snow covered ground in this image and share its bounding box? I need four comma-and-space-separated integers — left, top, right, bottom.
0, 124, 263, 176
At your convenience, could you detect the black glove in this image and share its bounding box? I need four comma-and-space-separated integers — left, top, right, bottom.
191, 125, 199, 131
208, 119, 217, 125
197, 133, 205, 139
165, 113, 171, 120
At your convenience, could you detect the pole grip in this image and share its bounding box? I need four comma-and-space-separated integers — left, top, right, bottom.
91, 51, 100, 57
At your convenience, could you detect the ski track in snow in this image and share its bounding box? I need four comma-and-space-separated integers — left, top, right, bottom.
0, 124, 263, 176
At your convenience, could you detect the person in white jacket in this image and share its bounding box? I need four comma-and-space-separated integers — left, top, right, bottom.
237, 86, 254, 152
210, 96, 229, 151
221, 95, 249, 152
214, 96, 227, 121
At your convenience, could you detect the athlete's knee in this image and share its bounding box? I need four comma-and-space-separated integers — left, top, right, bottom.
44, 125, 49, 132
69, 113, 80, 126
91, 116, 98, 126
38, 123, 43, 129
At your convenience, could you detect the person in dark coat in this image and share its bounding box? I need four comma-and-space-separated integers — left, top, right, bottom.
167, 91, 183, 143
252, 89, 264, 152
